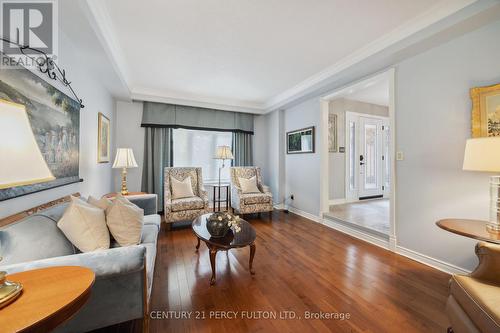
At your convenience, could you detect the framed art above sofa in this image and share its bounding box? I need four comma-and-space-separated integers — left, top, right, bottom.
0, 61, 81, 201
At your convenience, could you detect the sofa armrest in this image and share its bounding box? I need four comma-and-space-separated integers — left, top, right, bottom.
469, 242, 500, 283
0, 245, 146, 279
127, 194, 158, 215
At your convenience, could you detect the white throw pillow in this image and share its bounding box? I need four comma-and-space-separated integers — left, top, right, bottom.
171, 176, 195, 199
114, 193, 138, 207
239, 176, 261, 194
87, 196, 113, 212
57, 196, 110, 252
106, 199, 144, 246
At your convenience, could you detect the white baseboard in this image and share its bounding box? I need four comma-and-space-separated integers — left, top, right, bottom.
396, 246, 471, 275
322, 217, 390, 250
328, 198, 359, 205
287, 206, 321, 223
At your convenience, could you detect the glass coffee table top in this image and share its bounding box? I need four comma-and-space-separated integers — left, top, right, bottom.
192, 213, 256, 249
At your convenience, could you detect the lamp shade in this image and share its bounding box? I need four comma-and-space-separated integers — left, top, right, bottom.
0, 100, 55, 189
112, 148, 138, 169
214, 145, 234, 160
463, 137, 500, 172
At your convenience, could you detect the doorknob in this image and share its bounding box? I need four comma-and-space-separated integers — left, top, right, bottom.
360, 155, 364, 165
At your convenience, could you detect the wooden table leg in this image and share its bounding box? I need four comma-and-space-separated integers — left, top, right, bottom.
249, 243, 256, 275
208, 245, 218, 285
195, 237, 200, 251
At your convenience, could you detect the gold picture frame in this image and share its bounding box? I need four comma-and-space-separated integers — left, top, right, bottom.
97, 112, 110, 163
471, 83, 500, 137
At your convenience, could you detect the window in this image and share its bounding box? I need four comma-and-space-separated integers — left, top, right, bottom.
173, 128, 232, 182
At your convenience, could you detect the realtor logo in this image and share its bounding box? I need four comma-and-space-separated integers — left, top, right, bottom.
1, 0, 57, 55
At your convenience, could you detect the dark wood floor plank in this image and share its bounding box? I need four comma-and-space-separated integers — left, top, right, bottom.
148, 211, 450, 333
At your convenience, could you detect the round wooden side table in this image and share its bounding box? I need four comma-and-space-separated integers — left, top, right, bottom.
0, 266, 95, 333
436, 219, 500, 244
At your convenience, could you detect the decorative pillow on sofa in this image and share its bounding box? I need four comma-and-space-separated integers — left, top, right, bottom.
88, 196, 113, 212
57, 196, 110, 252
239, 176, 261, 194
171, 176, 195, 199
106, 199, 144, 247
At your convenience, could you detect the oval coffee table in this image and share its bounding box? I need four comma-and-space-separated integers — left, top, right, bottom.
192, 214, 256, 285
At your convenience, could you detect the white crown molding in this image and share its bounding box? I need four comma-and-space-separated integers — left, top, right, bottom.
82, 0, 131, 96
84, 0, 478, 112
131, 88, 265, 114
264, 0, 477, 111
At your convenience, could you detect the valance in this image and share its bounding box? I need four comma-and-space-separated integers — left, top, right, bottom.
141, 102, 254, 134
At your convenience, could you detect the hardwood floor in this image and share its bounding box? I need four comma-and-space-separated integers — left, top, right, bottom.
148, 210, 450, 333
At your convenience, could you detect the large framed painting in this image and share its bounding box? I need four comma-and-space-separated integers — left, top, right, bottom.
0, 63, 81, 201
97, 112, 110, 163
328, 113, 338, 152
471, 83, 500, 137
287, 126, 315, 154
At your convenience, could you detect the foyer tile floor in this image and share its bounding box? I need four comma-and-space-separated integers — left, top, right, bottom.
327, 199, 390, 235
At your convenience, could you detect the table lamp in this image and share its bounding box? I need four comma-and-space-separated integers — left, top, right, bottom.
0, 99, 55, 307
463, 137, 500, 233
214, 146, 234, 187
112, 148, 138, 195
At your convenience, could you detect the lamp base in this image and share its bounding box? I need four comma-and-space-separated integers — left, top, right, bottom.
0, 271, 23, 309
120, 168, 129, 196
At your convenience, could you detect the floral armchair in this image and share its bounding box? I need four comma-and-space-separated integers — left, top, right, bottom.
230, 167, 273, 215
164, 167, 209, 223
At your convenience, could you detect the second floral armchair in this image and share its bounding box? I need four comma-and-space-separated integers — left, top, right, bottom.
230, 167, 273, 215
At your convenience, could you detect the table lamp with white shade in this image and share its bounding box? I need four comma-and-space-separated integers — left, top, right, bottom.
0, 99, 55, 307
214, 146, 234, 187
112, 148, 138, 195
463, 137, 500, 232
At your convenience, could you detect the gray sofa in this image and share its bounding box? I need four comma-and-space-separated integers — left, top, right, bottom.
0, 194, 160, 333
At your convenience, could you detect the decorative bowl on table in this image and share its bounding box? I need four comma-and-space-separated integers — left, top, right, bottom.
206, 212, 242, 238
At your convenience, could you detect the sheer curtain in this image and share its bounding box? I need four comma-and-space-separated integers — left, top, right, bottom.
173, 128, 232, 182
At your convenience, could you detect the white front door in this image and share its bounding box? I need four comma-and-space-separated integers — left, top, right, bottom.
359, 117, 382, 198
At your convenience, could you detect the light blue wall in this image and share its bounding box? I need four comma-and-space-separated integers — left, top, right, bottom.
284, 98, 322, 216
395, 19, 500, 271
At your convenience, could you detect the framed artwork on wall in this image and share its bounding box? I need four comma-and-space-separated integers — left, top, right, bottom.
471, 83, 500, 137
0, 60, 81, 201
97, 112, 110, 163
287, 126, 315, 154
328, 113, 338, 152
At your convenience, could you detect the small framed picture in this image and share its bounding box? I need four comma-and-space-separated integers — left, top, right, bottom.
287, 126, 315, 154
471, 83, 500, 137
97, 112, 110, 163
328, 113, 338, 152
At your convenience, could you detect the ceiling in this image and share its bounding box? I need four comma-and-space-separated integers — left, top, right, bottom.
83, 0, 480, 112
